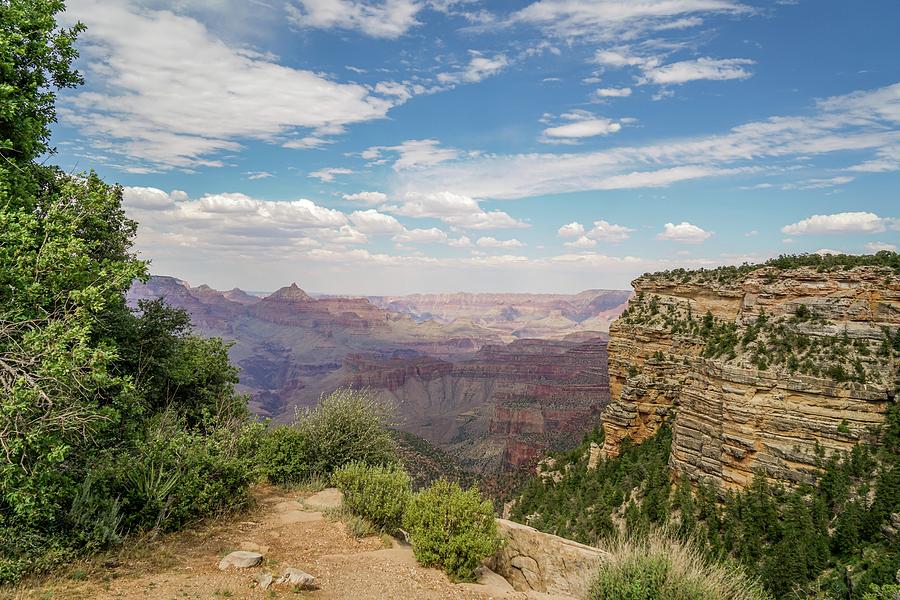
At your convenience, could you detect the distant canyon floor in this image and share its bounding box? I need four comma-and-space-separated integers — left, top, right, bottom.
128, 278, 630, 474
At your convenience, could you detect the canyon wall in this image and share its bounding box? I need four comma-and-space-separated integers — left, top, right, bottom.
602, 265, 899, 490
128, 276, 620, 473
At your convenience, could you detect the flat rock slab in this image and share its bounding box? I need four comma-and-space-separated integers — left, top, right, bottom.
217, 550, 263, 570
304, 488, 343, 510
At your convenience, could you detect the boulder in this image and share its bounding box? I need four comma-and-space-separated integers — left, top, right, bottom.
257, 573, 273, 590
490, 519, 606, 598
278, 567, 316, 589
217, 550, 263, 570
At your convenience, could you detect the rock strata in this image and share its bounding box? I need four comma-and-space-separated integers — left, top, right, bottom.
602, 265, 899, 490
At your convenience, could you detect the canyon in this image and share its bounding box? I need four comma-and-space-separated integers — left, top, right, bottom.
601, 263, 900, 490
127, 276, 626, 473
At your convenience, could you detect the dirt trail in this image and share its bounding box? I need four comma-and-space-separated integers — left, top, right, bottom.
6, 486, 520, 600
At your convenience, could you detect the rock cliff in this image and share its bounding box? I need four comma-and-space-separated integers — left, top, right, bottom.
602, 264, 900, 490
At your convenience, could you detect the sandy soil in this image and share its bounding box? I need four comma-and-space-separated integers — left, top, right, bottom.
4, 486, 520, 600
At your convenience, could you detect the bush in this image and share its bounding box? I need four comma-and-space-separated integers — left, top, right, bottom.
403, 479, 500, 582
332, 461, 411, 533
590, 531, 772, 600
257, 388, 398, 484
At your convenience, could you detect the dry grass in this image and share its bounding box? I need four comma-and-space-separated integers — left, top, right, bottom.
590, 529, 772, 600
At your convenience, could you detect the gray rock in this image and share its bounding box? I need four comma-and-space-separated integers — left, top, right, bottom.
278, 567, 316, 589
217, 550, 263, 570
257, 573, 273, 590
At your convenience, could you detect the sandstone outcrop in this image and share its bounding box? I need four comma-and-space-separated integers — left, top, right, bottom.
602, 264, 900, 490
490, 519, 606, 597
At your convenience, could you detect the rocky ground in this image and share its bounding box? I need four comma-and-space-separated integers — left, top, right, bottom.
4, 486, 526, 600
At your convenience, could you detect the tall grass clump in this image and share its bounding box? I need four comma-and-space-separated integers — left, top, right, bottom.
257, 388, 398, 484
590, 530, 772, 600
332, 461, 411, 532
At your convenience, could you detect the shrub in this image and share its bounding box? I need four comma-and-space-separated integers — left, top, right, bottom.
590, 531, 772, 600
403, 479, 500, 582
258, 388, 398, 484
332, 462, 411, 532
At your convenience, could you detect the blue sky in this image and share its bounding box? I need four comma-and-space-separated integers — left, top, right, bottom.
51, 0, 900, 294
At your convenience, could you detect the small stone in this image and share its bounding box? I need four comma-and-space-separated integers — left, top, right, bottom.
217, 550, 263, 570
278, 567, 316, 589
257, 573, 273, 590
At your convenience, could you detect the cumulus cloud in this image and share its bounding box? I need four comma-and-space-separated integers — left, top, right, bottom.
563, 236, 597, 248
343, 191, 388, 204
309, 167, 353, 182
588, 219, 635, 242
286, 0, 422, 39
386, 191, 529, 230
349, 209, 404, 234
865, 241, 898, 252
657, 221, 713, 243
593, 87, 632, 99
436, 51, 510, 85
638, 57, 754, 85
557, 221, 585, 237
362, 139, 461, 170
781, 212, 889, 235
476, 236, 526, 248
60, 0, 397, 169
540, 110, 626, 143
392, 227, 449, 243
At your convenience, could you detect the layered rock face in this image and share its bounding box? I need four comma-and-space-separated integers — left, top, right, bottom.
368, 289, 631, 340
602, 265, 899, 490
358, 337, 610, 473
127, 276, 618, 473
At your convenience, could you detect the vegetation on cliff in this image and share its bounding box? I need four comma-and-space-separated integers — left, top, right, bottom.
641, 251, 900, 284
511, 402, 900, 598
620, 286, 900, 385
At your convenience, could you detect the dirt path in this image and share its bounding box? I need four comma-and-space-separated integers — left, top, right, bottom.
5, 486, 522, 600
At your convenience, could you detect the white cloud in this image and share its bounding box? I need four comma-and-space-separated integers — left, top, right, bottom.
436, 51, 510, 85
386, 191, 529, 230
639, 57, 754, 85
476, 236, 526, 248
593, 49, 655, 68
245, 171, 273, 180
593, 87, 632, 99
392, 227, 449, 243
557, 221, 585, 237
123, 186, 181, 210
847, 145, 900, 173
309, 167, 353, 182
781, 212, 888, 235
343, 191, 388, 204
363, 139, 461, 170
349, 209, 404, 234
563, 236, 597, 248
286, 0, 422, 39
61, 0, 396, 169
782, 176, 854, 190
657, 221, 713, 244
512, 0, 748, 40
588, 219, 635, 242
543, 118, 622, 139
391, 83, 900, 201
865, 241, 897, 252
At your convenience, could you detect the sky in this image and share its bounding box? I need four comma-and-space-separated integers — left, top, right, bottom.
50, 0, 900, 295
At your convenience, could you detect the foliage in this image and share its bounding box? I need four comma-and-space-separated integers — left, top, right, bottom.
512, 401, 900, 599
590, 531, 772, 600
258, 388, 397, 485
0, 1, 263, 583
332, 461, 411, 533
403, 478, 500, 582
511, 426, 671, 545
